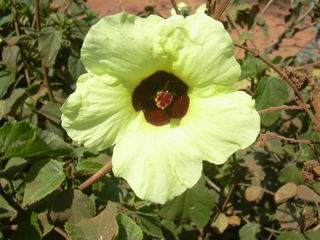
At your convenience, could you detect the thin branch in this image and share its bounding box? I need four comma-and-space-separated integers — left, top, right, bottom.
79, 160, 112, 190
12, 0, 20, 35
250, 0, 274, 31
206, 177, 221, 193
35, 0, 55, 102
238, 183, 275, 196
221, 183, 234, 211
234, 43, 317, 124
213, 184, 234, 222
13, 0, 31, 86
258, 132, 320, 145
54, 227, 70, 240
35, 0, 41, 32
170, 0, 181, 15
294, 60, 320, 71
296, 5, 314, 23
212, 0, 231, 20
226, 15, 241, 35
267, 4, 314, 53
258, 105, 303, 114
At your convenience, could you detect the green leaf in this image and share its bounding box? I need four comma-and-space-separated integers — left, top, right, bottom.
306, 230, 320, 240
2, 45, 19, 69
0, 121, 72, 160
39, 102, 62, 124
276, 232, 305, 240
37, 212, 54, 236
50, 189, 95, 224
255, 76, 289, 126
159, 184, 215, 229
93, 176, 121, 202
276, 202, 301, 229
76, 153, 109, 176
115, 214, 143, 240
0, 194, 17, 220
38, 27, 62, 67
240, 54, 257, 80
137, 208, 164, 238
68, 55, 86, 80
76, 160, 103, 175
239, 223, 260, 240
0, 14, 13, 26
278, 164, 304, 184
0, 157, 28, 178
0, 70, 15, 99
0, 88, 26, 118
22, 159, 66, 206
65, 201, 119, 240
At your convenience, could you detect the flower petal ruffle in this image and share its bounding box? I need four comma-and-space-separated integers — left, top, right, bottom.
154, 13, 240, 91
61, 74, 136, 151
81, 13, 162, 90
112, 113, 203, 204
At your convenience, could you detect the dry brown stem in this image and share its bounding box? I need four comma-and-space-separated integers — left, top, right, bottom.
234, 43, 318, 126
206, 0, 231, 20
258, 132, 318, 146
309, 77, 320, 131
79, 160, 112, 190
258, 105, 303, 114
54, 227, 71, 240
170, 0, 181, 15
35, 0, 55, 102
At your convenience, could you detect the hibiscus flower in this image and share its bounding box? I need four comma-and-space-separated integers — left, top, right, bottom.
61, 13, 260, 204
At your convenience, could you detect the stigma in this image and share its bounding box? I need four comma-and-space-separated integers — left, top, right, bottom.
155, 90, 174, 109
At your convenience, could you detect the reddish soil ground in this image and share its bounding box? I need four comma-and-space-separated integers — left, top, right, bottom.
86, 0, 315, 58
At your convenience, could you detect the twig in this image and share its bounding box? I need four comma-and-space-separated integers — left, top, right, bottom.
267, 5, 314, 53
212, 183, 234, 222
79, 160, 112, 190
226, 15, 241, 36
206, 177, 221, 193
238, 183, 275, 195
170, 0, 181, 15
234, 43, 317, 124
296, 5, 314, 23
294, 60, 320, 71
12, 0, 31, 86
309, 77, 320, 131
221, 183, 234, 211
35, 0, 41, 32
35, 0, 55, 102
54, 227, 70, 240
214, 0, 231, 20
258, 132, 320, 145
263, 227, 282, 234
250, 0, 274, 31
234, 43, 301, 95
12, 0, 20, 35
258, 105, 303, 114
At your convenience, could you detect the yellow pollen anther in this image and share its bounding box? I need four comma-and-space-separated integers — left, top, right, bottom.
155, 90, 174, 109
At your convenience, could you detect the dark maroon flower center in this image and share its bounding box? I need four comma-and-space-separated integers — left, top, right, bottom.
132, 71, 190, 126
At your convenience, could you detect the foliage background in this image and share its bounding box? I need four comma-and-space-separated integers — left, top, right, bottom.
0, 0, 320, 239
